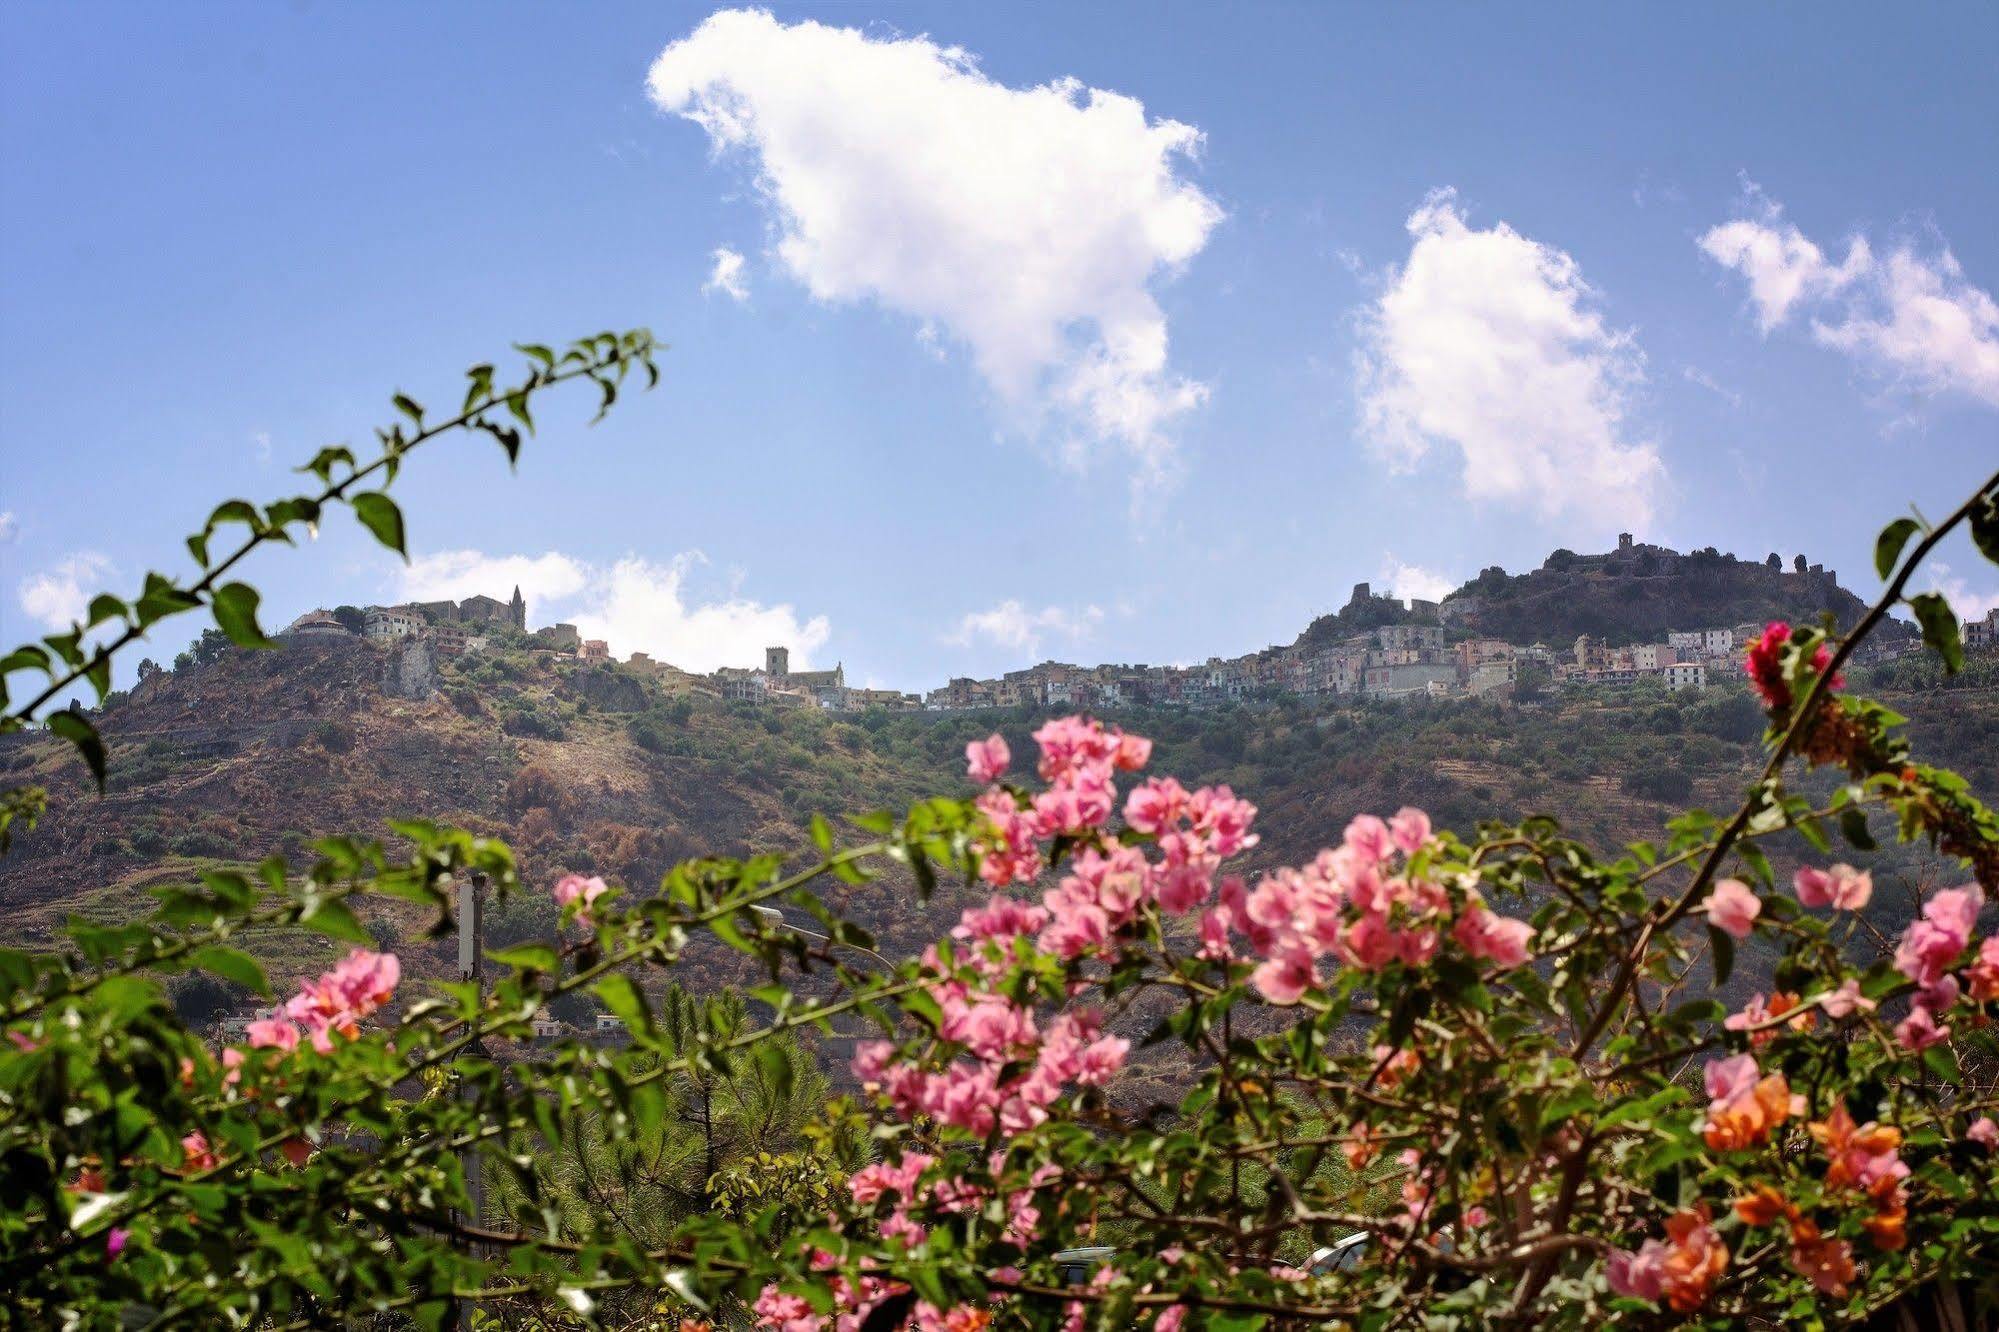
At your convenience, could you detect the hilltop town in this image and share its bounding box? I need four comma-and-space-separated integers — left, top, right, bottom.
284, 533, 1992, 716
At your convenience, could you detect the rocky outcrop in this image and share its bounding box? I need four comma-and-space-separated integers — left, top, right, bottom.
383, 637, 438, 700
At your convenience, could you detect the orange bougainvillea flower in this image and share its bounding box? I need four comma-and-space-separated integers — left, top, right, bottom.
1657, 1206, 1730, 1313
1810, 1101, 1912, 1250
1701, 1056, 1802, 1152
1812, 1104, 1909, 1199
1609, 1205, 1730, 1313
1732, 1185, 1797, 1227
1861, 1198, 1908, 1252
1788, 1218, 1857, 1297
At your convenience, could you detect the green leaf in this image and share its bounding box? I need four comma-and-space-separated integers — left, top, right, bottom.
1708, 925, 1735, 987
301, 896, 372, 944
47, 711, 106, 790
1908, 591, 1964, 673
391, 393, 424, 425
350, 492, 407, 558
1874, 517, 1922, 579
1970, 492, 1999, 567
191, 945, 271, 997
1839, 807, 1877, 851
488, 943, 558, 973
84, 594, 126, 630
211, 582, 278, 650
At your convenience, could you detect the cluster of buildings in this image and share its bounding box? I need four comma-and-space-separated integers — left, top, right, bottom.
279, 570, 1999, 720
913, 614, 1717, 713
284, 587, 590, 659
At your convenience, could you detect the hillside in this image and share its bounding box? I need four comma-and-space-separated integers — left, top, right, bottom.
3, 629, 1994, 1014
1300, 536, 1905, 649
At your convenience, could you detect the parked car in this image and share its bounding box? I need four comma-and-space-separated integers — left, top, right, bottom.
1052, 1246, 1117, 1286
1308, 1232, 1369, 1275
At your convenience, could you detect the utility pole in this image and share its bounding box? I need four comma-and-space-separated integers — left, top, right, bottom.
456, 873, 487, 1235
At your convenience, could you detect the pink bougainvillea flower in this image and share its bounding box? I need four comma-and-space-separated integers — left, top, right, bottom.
1112, 729, 1152, 772
181, 1131, 217, 1173
246, 1015, 300, 1052
1251, 946, 1317, 1005
1793, 863, 1872, 910
1969, 1117, 1999, 1148
1894, 883, 1982, 989
1894, 1001, 1950, 1052
1700, 879, 1761, 939
552, 873, 610, 926
965, 734, 1010, 785
1388, 806, 1432, 855
1724, 992, 1813, 1047
1453, 904, 1533, 968
281, 948, 401, 1054
106, 1227, 129, 1259
1342, 813, 1393, 865
1817, 979, 1876, 1019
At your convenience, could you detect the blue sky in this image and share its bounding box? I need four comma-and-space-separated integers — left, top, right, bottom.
4, 3, 1997, 692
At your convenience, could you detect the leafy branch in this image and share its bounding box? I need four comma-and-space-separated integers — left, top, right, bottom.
0, 329, 661, 790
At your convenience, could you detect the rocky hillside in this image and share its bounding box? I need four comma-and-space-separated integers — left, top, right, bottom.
1302, 537, 1905, 649
3, 628, 1993, 1009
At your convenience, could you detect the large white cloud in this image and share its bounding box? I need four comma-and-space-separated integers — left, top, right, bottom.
1699, 191, 1999, 407
647, 9, 1222, 481
1355, 190, 1665, 531
947, 599, 1103, 657
397, 549, 829, 674
18, 551, 113, 631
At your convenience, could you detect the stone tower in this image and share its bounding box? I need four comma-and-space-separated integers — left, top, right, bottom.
509, 586, 526, 631
765, 645, 790, 679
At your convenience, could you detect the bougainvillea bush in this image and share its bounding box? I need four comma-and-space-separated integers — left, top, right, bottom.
2, 335, 1998, 1329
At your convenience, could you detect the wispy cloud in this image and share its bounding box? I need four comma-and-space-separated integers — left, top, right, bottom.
947, 600, 1103, 656
704, 246, 749, 302
1699, 181, 1999, 407
1682, 365, 1742, 408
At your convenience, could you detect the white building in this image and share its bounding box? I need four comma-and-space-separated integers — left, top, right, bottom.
1668, 631, 1705, 656
363, 606, 421, 641
1664, 663, 1708, 691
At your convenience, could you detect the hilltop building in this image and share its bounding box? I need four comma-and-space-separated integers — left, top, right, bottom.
407, 587, 527, 632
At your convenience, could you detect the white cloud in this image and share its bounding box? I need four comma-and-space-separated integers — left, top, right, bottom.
1377, 554, 1457, 604
648, 9, 1222, 482
1355, 190, 1664, 532
1699, 190, 1999, 407
947, 600, 1103, 656
0, 512, 18, 544
397, 548, 828, 674
18, 551, 113, 631
704, 246, 749, 301
1681, 365, 1742, 408
1924, 562, 1999, 624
